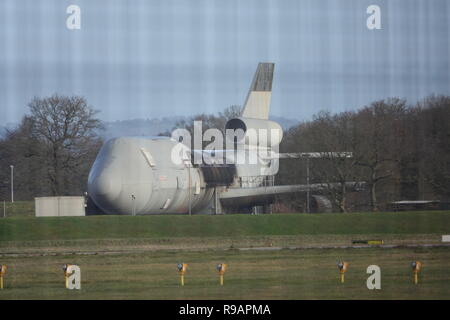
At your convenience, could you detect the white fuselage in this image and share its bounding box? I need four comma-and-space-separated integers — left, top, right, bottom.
88, 137, 213, 215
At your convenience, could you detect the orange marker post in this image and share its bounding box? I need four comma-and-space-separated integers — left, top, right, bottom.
337, 261, 349, 283
0, 265, 6, 289
62, 264, 71, 288
177, 263, 188, 286
216, 264, 227, 286
411, 261, 422, 284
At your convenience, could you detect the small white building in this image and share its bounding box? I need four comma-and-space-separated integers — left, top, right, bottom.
35, 196, 86, 217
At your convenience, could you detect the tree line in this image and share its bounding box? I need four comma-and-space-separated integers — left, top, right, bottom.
277, 95, 450, 212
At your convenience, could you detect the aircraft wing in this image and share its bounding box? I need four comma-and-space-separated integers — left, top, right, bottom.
219, 182, 364, 207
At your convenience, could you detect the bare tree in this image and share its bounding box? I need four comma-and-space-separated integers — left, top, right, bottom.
0, 117, 48, 200
306, 111, 361, 212
275, 95, 450, 212
278, 111, 362, 212
353, 98, 408, 210
415, 95, 450, 199
27, 94, 103, 195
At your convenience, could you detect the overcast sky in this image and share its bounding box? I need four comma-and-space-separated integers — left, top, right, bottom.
0, 0, 449, 126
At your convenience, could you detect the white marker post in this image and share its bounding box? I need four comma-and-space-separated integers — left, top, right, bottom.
10, 165, 14, 203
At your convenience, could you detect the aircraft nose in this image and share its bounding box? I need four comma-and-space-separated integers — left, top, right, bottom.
87, 137, 155, 215
90, 171, 121, 200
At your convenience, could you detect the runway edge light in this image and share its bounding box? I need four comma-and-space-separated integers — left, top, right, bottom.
177, 263, 188, 286
62, 264, 81, 289
0, 265, 6, 289
411, 261, 422, 285
337, 261, 349, 283
216, 263, 227, 286
62, 264, 70, 288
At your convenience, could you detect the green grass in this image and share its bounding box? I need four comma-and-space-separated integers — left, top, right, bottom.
0, 247, 449, 299
0, 201, 34, 218
0, 211, 450, 241
1, 209, 449, 299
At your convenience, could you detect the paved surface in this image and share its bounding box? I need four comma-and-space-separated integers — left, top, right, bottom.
2, 242, 450, 258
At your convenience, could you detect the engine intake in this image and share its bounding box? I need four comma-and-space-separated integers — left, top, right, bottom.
225, 117, 283, 147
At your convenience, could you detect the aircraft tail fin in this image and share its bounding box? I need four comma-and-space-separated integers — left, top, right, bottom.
242, 62, 274, 120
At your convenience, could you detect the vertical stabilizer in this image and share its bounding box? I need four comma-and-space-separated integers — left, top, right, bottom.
242, 63, 274, 120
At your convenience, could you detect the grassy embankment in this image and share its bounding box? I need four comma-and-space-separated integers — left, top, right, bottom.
0, 203, 449, 299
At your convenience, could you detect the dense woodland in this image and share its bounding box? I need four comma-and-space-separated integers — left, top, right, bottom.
0, 94, 449, 213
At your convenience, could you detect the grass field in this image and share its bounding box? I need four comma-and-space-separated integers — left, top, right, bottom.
0, 209, 449, 299
1, 210, 450, 241
0, 201, 34, 218
0, 247, 449, 299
